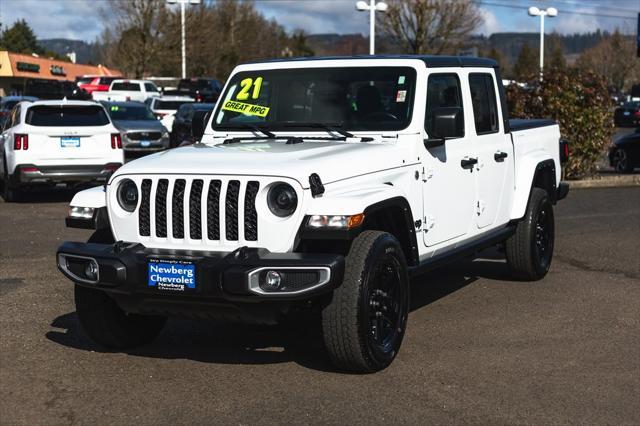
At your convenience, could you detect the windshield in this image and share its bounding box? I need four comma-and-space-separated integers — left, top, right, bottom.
622, 101, 640, 109
155, 99, 193, 110
106, 104, 156, 121
26, 106, 110, 126
213, 66, 416, 132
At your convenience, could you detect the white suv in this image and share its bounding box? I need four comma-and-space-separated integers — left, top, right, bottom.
0, 100, 123, 201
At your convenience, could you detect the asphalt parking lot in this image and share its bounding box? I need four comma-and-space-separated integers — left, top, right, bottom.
1, 186, 639, 425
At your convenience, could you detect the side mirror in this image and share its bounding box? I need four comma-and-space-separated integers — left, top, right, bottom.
424, 107, 464, 148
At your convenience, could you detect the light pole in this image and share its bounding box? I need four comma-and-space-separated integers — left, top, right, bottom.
528, 6, 558, 80
356, 1, 388, 55
167, 0, 201, 79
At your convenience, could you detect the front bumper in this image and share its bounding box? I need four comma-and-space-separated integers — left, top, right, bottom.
15, 164, 121, 184
57, 242, 344, 307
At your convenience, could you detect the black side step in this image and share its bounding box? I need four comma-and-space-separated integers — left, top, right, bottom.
408, 225, 515, 278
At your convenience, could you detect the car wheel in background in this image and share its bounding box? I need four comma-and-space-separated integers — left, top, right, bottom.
612, 148, 633, 173
1, 156, 20, 202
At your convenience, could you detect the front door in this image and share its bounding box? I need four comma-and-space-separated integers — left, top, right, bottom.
422, 73, 476, 247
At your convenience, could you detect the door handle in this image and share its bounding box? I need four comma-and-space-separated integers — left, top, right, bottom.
494, 151, 508, 161
460, 157, 478, 168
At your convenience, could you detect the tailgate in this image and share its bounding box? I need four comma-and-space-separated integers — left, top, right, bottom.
26, 127, 116, 161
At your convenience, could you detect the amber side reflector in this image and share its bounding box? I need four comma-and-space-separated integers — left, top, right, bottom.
348, 213, 365, 229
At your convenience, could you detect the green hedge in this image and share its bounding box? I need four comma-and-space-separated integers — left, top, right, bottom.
506, 68, 614, 179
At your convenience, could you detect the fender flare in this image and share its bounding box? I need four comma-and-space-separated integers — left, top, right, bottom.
511, 158, 557, 221
297, 192, 419, 266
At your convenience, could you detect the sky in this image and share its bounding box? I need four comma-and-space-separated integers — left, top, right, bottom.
0, 0, 638, 42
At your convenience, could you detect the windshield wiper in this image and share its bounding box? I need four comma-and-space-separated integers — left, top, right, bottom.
282, 122, 354, 138
219, 123, 275, 138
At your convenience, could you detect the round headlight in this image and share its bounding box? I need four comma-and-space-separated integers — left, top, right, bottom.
117, 179, 138, 212
267, 183, 298, 217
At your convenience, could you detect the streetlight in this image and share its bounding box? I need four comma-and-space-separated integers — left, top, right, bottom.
356, 0, 388, 55
528, 6, 558, 80
167, 0, 201, 79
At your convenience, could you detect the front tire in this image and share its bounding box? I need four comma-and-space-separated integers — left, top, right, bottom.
75, 285, 166, 349
322, 231, 409, 373
505, 188, 555, 281
74, 229, 166, 349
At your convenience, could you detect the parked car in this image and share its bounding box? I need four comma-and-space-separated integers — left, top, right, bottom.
608, 127, 640, 173
0, 100, 123, 201
93, 79, 161, 103
59, 56, 569, 373
77, 75, 122, 94
613, 101, 640, 127
0, 96, 38, 128
101, 101, 170, 157
170, 102, 214, 146
24, 79, 91, 101
167, 78, 222, 103
145, 96, 195, 130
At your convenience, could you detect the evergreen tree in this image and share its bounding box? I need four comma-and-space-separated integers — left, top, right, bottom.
512, 42, 539, 80
0, 19, 42, 54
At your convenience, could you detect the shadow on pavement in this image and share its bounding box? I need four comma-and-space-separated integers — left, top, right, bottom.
46, 251, 510, 373
5, 184, 98, 204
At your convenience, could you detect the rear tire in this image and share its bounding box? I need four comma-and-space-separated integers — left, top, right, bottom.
505, 188, 555, 281
322, 231, 409, 373
74, 228, 166, 349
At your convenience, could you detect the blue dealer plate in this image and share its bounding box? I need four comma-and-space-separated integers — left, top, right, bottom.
140, 140, 151, 147
60, 137, 80, 148
148, 259, 196, 292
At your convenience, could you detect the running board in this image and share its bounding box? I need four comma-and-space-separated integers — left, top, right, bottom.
409, 225, 516, 277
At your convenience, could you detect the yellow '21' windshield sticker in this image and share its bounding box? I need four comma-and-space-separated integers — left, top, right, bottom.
222, 100, 270, 118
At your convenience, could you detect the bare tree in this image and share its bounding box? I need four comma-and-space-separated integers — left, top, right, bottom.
379, 0, 482, 55
100, 0, 169, 78
576, 30, 640, 92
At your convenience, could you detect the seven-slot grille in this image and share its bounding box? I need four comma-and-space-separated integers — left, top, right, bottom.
138, 178, 260, 243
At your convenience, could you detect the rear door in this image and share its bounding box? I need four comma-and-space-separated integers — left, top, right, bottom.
467, 72, 513, 229
24, 105, 115, 161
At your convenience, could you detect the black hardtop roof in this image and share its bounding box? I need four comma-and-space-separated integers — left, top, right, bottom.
244, 55, 498, 69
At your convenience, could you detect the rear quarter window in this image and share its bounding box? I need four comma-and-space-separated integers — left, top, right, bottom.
26, 105, 111, 127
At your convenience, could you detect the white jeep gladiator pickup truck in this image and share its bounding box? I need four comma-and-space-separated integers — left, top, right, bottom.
57, 56, 569, 373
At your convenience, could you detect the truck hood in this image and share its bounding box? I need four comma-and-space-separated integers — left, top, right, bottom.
113, 139, 407, 188
113, 119, 167, 132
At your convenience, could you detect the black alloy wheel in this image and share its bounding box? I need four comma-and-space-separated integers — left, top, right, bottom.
365, 256, 407, 357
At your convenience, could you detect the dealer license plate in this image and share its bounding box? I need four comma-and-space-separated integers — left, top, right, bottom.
148, 259, 196, 292
140, 140, 151, 147
60, 137, 80, 148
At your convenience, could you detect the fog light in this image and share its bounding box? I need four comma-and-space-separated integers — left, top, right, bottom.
84, 260, 99, 281
264, 270, 281, 290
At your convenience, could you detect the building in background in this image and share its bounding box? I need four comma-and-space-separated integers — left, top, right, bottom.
0, 51, 120, 96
